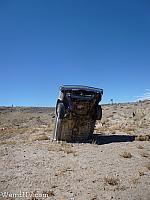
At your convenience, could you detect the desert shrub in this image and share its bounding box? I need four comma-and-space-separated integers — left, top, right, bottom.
108, 114, 113, 118
140, 151, 149, 158
0, 140, 16, 145
138, 171, 145, 176
29, 134, 49, 142
109, 124, 121, 131
101, 118, 110, 125
104, 176, 119, 186
48, 142, 76, 155
131, 176, 139, 184
47, 123, 53, 130
136, 144, 144, 149
124, 127, 135, 132
120, 151, 132, 158
135, 135, 149, 141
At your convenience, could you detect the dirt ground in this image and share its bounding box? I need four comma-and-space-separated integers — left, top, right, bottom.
0, 101, 150, 200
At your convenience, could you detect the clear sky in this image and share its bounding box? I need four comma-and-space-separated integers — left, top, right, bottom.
0, 0, 150, 106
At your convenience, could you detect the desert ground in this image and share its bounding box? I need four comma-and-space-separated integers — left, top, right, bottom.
0, 101, 150, 200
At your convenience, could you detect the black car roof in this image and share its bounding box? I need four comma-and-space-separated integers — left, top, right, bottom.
60, 85, 103, 94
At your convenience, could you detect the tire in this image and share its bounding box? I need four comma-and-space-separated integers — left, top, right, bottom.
88, 121, 95, 139
96, 105, 102, 120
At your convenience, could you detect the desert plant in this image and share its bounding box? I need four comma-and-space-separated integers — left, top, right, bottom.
136, 145, 144, 149
138, 171, 145, 176
63, 147, 75, 154
48, 142, 76, 155
90, 196, 97, 200
135, 135, 149, 141
47, 123, 54, 131
1, 140, 17, 145
124, 127, 135, 132
29, 134, 49, 142
104, 175, 119, 186
131, 176, 139, 184
120, 151, 132, 158
140, 151, 149, 158
109, 124, 121, 131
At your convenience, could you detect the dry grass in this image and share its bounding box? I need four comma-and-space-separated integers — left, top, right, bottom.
0, 140, 16, 145
131, 176, 139, 184
29, 133, 49, 142
104, 175, 119, 186
48, 142, 76, 155
31, 128, 40, 133
135, 135, 149, 141
95, 122, 122, 133
63, 148, 75, 154
0, 128, 17, 139
108, 114, 113, 118
101, 118, 110, 126
55, 167, 73, 177
138, 171, 145, 176
136, 145, 144, 149
145, 163, 150, 170
120, 151, 132, 158
90, 196, 98, 200
123, 127, 135, 132
46, 123, 54, 132
140, 151, 150, 158
108, 124, 121, 131
95, 126, 106, 133
97, 122, 135, 133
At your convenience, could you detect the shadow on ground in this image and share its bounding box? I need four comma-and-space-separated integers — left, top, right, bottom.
91, 134, 136, 145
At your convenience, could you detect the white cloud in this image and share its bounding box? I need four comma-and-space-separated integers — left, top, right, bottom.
135, 89, 150, 101
145, 89, 150, 92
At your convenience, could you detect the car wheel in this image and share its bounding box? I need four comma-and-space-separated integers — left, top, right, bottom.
96, 105, 102, 120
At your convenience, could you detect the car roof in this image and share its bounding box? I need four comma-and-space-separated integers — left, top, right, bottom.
60, 85, 103, 94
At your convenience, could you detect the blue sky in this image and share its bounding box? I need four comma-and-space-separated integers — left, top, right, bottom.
0, 0, 150, 106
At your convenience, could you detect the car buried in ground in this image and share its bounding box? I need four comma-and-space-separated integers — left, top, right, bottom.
53, 85, 103, 142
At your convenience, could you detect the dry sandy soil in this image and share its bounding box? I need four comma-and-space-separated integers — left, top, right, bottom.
0, 101, 150, 200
